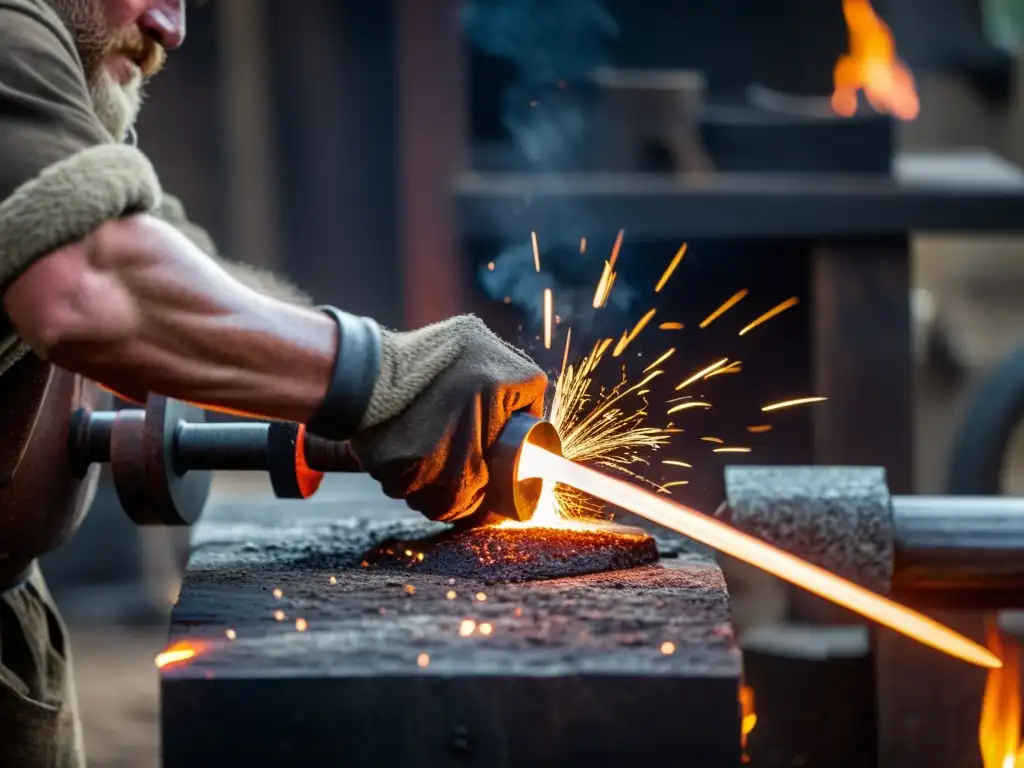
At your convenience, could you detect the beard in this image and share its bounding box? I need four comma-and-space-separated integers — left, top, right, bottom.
48, 0, 166, 141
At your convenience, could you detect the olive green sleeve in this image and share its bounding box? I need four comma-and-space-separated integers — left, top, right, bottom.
155, 194, 312, 307
0, 0, 162, 373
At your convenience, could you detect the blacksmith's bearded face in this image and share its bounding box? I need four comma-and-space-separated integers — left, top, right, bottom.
49, 0, 185, 140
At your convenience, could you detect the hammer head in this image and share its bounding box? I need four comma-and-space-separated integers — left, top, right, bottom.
485, 412, 563, 523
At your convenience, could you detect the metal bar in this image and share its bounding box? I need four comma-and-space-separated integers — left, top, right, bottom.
173, 423, 269, 471
892, 495, 1024, 594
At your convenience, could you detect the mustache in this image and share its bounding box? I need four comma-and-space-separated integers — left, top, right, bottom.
108, 28, 166, 77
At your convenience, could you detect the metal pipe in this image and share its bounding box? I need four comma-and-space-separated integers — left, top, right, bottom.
720, 466, 1024, 607
173, 423, 271, 472
892, 495, 1024, 591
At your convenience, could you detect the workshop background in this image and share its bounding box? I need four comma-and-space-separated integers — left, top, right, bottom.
37, 0, 1024, 765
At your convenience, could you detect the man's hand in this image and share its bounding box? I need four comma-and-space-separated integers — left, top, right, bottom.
347, 316, 548, 523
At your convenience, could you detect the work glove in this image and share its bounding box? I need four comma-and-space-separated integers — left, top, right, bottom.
305, 312, 548, 522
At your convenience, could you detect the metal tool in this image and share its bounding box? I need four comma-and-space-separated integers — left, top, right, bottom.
69, 395, 561, 528
717, 465, 1024, 607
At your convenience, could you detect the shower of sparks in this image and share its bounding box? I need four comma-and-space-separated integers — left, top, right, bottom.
700, 289, 749, 329
762, 396, 829, 412
655, 244, 687, 293
543, 289, 554, 349
515, 236, 827, 525
739, 297, 799, 336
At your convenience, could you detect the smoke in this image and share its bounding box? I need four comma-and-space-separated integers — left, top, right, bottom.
463, 0, 636, 327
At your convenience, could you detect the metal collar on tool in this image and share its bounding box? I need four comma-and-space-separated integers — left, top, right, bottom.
305, 307, 382, 442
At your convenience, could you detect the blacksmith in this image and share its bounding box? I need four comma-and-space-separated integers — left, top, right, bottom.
0, 1, 547, 763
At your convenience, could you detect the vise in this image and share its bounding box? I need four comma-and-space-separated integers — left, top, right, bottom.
69, 395, 561, 527
717, 465, 1024, 607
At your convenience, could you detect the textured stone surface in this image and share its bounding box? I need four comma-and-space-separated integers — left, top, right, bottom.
366, 522, 659, 582
719, 466, 895, 592
162, 482, 741, 766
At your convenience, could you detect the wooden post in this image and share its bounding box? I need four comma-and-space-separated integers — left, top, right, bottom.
396, 0, 467, 329
216, 0, 281, 270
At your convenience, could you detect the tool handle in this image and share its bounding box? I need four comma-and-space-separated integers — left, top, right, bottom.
301, 431, 363, 473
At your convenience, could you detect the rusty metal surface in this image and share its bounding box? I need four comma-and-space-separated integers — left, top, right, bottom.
162, 486, 740, 765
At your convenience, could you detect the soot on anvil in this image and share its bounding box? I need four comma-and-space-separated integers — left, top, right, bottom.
363, 521, 659, 582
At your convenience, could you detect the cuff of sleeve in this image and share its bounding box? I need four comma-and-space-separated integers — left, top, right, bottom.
0, 143, 163, 291
305, 307, 383, 441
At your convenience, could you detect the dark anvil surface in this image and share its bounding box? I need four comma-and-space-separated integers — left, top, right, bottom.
163, 478, 741, 767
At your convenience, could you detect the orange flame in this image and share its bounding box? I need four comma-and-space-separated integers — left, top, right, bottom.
980, 620, 1024, 768
832, 0, 919, 120
740, 684, 757, 751
155, 640, 206, 670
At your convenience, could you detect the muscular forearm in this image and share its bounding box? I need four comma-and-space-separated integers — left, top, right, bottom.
2, 213, 336, 423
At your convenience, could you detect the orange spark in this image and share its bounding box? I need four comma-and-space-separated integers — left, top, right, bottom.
762, 397, 828, 412
705, 361, 742, 379
609, 228, 625, 267
613, 309, 657, 357
543, 288, 554, 349
746, 425, 773, 434
580, 237, 587, 253
663, 460, 692, 468
700, 290, 749, 329
739, 298, 799, 336
459, 620, 476, 636
643, 348, 676, 373
659, 322, 685, 331
660, 641, 676, 655
979, 619, 1024, 768
655, 244, 687, 293
661, 481, 690, 490
417, 653, 430, 668
593, 261, 614, 308
560, 327, 573, 376
714, 447, 752, 454
155, 641, 205, 670
531, 231, 541, 272
701, 436, 725, 444
519, 444, 1001, 670
667, 401, 713, 415
832, 0, 919, 120
677, 358, 730, 390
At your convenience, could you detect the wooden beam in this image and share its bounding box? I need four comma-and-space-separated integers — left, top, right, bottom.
396, 0, 467, 329
216, 0, 281, 270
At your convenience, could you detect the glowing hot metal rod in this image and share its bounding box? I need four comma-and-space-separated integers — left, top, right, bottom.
517, 444, 1002, 670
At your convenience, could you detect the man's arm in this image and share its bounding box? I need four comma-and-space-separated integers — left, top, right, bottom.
155, 194, 312, 307
0, 4, 338, 424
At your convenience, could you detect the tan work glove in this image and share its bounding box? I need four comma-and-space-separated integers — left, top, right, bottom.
349, 315, 548, 523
